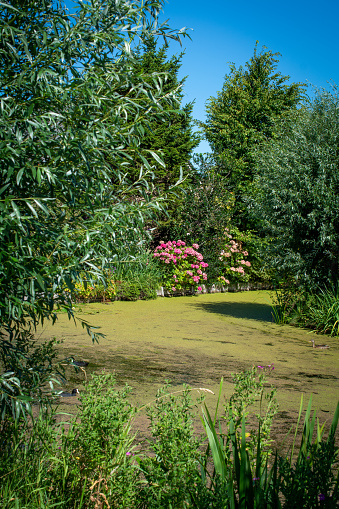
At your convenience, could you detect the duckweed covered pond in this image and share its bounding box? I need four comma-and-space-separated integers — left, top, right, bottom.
39, 291, 339, 447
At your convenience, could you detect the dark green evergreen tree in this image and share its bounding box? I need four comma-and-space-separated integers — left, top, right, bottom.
129, 37, 200, 191
201, 43, 305, 229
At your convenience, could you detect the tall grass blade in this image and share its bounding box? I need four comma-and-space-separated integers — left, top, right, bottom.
328, 400, 339, 442
290, 394, 304, 463
201, 404, 227, 479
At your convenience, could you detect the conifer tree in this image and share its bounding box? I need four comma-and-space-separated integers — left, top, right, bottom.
129, 37, 200, 191
202, 44, 305, 229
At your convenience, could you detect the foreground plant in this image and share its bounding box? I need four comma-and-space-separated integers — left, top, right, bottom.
0, 372, 139, 508
271, 283, 339, 337
200, 377, 339, 508
0, 371, 338, 508
138, 382, 205, 508
277, 396, 339, 508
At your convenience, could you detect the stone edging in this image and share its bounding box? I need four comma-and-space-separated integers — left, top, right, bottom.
156, 282, 272, 297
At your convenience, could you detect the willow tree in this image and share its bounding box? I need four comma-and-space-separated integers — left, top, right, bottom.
252, 87, 339, 290
0, 0, 187, 418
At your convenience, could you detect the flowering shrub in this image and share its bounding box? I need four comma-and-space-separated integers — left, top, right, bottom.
153, 240, 208, 293
217, 228, 251, 285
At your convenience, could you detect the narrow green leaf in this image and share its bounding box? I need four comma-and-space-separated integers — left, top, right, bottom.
16, 168, 24, 185
11, 200, 21, 221
33, 199, 49, 215
148, 150, 166, 167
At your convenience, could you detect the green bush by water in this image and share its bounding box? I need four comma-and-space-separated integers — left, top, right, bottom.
271, 284, 339, 336
73, 252, 162, 302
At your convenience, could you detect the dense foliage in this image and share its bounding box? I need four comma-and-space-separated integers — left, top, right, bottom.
0, 0, 188, 417
201, 44, 305, 229
252, 87, 339, 290
1, 370, 338, 508
164, 154, 234, 281
125, 36, 200, 190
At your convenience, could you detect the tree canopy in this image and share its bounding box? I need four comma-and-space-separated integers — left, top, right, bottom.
123, 36, 200, 190
202, 44, 305, 229
0, 0, 188, 417
251, 86, 339, 289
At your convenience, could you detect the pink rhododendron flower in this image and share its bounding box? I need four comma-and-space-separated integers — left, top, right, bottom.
192, 243, 199, 249
245, 261, 251, 267
197, 286, 202, 291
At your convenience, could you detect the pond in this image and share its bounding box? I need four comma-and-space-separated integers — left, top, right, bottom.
39, 290, 339, 448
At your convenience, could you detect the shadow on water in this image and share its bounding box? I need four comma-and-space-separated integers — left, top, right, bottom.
190, 301, 274, 322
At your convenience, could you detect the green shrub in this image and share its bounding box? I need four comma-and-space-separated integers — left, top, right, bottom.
0, 373, 139, 508
114, 252, 162, 300
201, 384, 339, 508
271, 284, 339, 336
138, 382, 204, 508
0, 371, 338, 508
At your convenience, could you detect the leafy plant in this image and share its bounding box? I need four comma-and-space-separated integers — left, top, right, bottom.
0, 371, 338, 508
124, 36, 200, 191
114, 252, 163, 300
217, 227, 252, 286
306, 286, 339, 336
0, 0, 188, 420
154, 240, 208, 293
0, 372, 140, 508
200, 380, 338, 508
271, 284, 339, 336
252, 86, 339, 291
278, 396, 339, 508
201, 43, 305, 230
138, 382, 204, 508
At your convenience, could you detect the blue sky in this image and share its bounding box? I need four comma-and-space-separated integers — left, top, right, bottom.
157, 0, 339, 152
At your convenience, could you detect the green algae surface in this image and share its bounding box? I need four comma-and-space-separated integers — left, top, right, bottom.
39, 291, 339, 444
